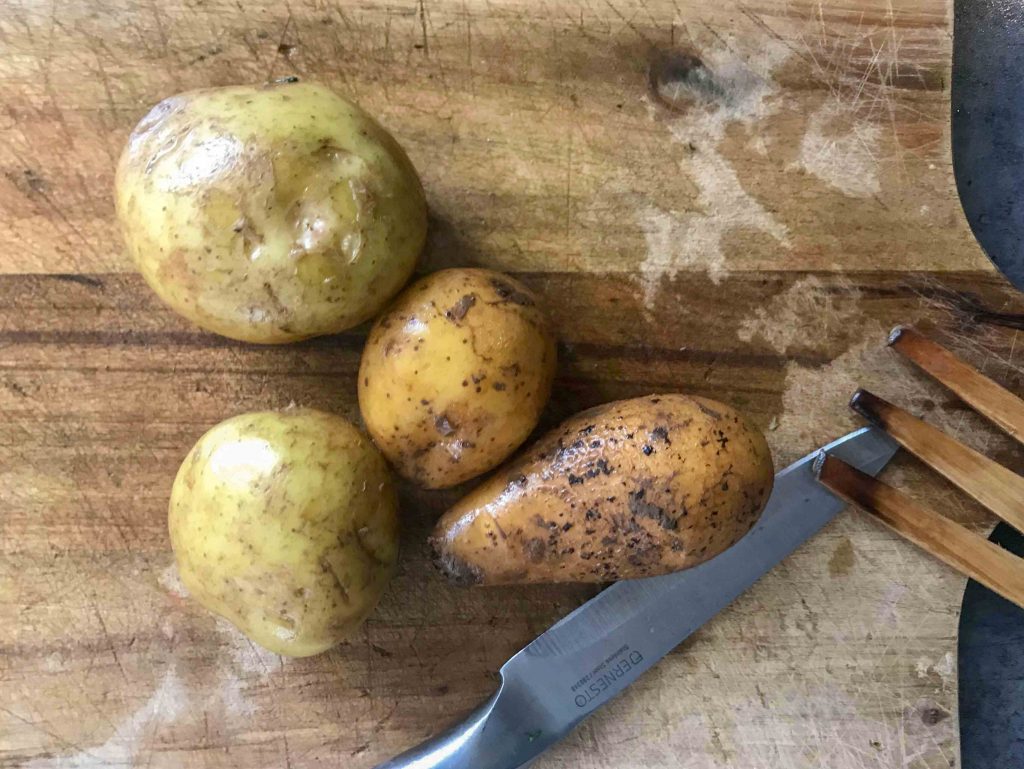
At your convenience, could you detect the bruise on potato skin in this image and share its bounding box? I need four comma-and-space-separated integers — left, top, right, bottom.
358, 268, 557, 489
430, 394, 774, 585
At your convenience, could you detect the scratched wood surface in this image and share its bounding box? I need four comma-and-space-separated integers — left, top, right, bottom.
3, 1, 1024, 767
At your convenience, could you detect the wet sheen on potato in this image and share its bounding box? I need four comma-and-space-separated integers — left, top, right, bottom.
116, 80, 427, 343
359, 268, 557, 489
169, 408, 399, 656
431, 394, 774, 584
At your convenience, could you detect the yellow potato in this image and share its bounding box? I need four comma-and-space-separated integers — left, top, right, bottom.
358, 268, 557, 488
431, 394, 774, 584
168, 408, 398, 656
116, 80, 427, 343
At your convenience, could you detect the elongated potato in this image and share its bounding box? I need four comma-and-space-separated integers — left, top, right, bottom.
431, 394, 773, 584
358, 268, 556, 488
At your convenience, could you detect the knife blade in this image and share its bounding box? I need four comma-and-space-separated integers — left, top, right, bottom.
374, 426, 898, 769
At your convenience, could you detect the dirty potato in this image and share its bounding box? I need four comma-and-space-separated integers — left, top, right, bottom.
358, 268, 557, 489
431, 394, 774, 584
169, 408, 398, 656
115, 80, 427, 343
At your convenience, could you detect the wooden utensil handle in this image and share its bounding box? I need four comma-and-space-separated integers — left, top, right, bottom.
816, 453, 1024, 611
889, 325, 1024, 443
850, 388, 1024, 533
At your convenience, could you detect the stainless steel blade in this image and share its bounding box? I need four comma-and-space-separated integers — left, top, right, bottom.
374, 427, 898, 769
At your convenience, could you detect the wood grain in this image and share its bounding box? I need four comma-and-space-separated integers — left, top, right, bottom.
0, 0, 989, 278
817, 454, 1024, 611
2, 1, 1024, 768
890, 325, 1024, 443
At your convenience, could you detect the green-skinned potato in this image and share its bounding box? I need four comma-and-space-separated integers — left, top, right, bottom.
358, 269, 557, 488
169, 408, 398, 656
431, 394, 774, 584
116, 80, 427, 343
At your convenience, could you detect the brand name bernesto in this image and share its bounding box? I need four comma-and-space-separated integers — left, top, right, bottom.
570, 646, 644, 708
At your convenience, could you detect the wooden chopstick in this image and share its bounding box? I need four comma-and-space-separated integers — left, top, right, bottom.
850, 388, 1024, 533
816, 453, 1024, 610
889, 325, 1024, 443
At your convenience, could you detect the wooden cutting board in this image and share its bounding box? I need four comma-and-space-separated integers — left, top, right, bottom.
3, 1, 1024, 767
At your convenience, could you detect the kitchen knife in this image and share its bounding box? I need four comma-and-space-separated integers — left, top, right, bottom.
958, 521, 1024, 767
952, 0, 1024, 288
374, 426, 898, 769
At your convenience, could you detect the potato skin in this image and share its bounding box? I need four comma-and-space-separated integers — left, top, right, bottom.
115, 81, 427, 343
168, 408, 399, 656
358, 269, 557, 489
431, 394, 774, 584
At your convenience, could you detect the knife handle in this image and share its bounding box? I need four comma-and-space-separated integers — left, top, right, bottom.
372, 677, 554, 769
372, 690, 501, 769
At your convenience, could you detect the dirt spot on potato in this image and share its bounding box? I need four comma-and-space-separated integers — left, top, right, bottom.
490, 278, 534, 306
524, 538, 547, 562
627, 488, 677, 530
432, 546, 483, 586
651, 426, 671, 444
445, 293, 476, 322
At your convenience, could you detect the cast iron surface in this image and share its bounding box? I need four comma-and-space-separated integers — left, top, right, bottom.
959, 522, 1024, 767
953, 0, 1024, 288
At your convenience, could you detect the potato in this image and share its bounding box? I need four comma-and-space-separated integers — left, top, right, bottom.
168, 408, 398, 656
115, 80, 427, 343
431, 394, 774, 584
358, 268, 557, 488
